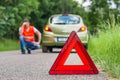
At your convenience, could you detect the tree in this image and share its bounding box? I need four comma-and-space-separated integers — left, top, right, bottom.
88, 0, 109, 34
0, 0, 40, 39
0, 0, 87, 39
113, 0, 120, 22
30, 0, 85, 33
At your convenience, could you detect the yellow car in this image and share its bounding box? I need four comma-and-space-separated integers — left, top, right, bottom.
42, 14, 89, 52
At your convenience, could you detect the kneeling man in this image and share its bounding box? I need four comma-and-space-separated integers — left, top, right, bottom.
19, 20, 41, 54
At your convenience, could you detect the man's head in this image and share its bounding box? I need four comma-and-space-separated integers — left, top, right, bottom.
23, 19, 30, 27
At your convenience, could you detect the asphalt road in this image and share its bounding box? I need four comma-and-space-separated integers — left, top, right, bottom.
0, 49, 108, 80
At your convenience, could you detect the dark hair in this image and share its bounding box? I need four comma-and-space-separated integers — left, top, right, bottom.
23, 19, 29, 22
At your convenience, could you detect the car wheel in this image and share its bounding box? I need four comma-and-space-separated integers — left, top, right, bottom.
48, 47, 53, 52
42, 46, 48, 53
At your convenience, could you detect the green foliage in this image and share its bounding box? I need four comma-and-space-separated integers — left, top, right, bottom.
30, 0, 85, 33
0, 0, 40, 39
0, 0, 86, 38
97, 14, 116, 32
88, 0, 109, 34
0, 39, 19, 51
88, 0, 120, 34
88, 23, 120, 79
0, 0, 119, 38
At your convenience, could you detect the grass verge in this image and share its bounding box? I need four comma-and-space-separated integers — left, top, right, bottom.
0, 39, 19, 51
88, 24, 120, 80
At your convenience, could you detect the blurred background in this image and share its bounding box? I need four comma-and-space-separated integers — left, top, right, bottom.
0, 0, 120, 39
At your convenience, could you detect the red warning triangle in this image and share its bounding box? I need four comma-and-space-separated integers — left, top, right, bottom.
49, 31, 99, 74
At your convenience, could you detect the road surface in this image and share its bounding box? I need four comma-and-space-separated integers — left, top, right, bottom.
0, 49, 108, 80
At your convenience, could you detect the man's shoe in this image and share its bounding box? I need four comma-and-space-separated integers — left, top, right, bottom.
28, 50, 31, 54
27, 48, 31, 54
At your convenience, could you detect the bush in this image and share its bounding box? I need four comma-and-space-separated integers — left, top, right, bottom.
88, 23, 120, 79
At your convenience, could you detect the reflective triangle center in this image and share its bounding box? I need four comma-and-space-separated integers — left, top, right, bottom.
64, 51, 84, 65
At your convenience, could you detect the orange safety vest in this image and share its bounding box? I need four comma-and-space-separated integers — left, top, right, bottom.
21, 26, 35, 42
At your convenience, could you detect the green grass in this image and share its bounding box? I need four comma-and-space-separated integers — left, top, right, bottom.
0, 39, 20, 51
88, 24, 120, 79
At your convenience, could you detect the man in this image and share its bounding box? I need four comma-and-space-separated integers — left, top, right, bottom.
19, 20, 41, 54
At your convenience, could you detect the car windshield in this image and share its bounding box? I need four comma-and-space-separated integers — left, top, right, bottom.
50, 15, 80, 24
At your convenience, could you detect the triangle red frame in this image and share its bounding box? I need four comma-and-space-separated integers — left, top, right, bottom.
49, 31, 99, 74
